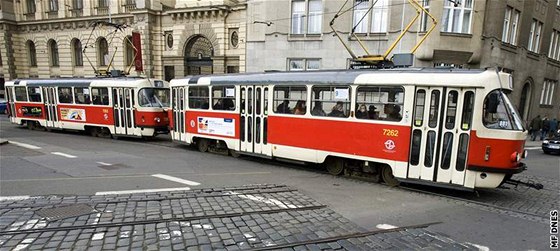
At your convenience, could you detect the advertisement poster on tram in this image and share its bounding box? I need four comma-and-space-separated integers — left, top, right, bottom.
197, 117, 235, 137
21, 106, 43, 117
60, 108, 86, 122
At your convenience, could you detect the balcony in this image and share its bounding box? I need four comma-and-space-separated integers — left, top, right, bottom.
122, 1, 137, 12
96, 6, 109, 15
24, 12, 35, 20
70, 9, 83, 17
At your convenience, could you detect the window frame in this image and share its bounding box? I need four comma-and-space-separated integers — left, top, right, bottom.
72, 38, 83, 67
540, 80, 557, 106
288, 58, 321, 71
27, 40, 37, 67
441, 0, 473, 34
355, 85, 405, 122
528, 19, 543, 53
58, 87, 74, 104
188, 86, 210, 110
48, 39, 59, 67
27, 86, 42, 102
211, 86, 237, 111
290, 0, 323, 35
74, 87, 91, 105
91, 87, 109, 105
272, 85, 308, 115
15, 86, 28, 102
312, 85, 351, 118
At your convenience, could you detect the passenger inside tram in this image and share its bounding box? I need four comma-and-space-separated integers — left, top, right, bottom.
384, 104, 402, 121
276, 100, 291, 114
355, 104, 368, 119
311, 101, 326, 116
328, 101, 345, 117
293, 100, 306, 115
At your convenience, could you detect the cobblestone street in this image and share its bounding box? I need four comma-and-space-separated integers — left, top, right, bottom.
0, 184, 479, 250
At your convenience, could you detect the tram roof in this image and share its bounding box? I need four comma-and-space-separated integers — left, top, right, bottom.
7, 77, 146, 87
172, 68, 490, 86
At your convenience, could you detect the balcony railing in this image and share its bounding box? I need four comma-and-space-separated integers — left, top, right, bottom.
96, 6, 109, 15
122, 1, 137, 12
70, 9, 83, 17
47, 11, 58, 19
24, 12, 35, 20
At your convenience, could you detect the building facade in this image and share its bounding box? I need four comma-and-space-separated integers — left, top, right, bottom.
1, 0, 559, 122
246, 0, 560, 122
0, 0, 246, 82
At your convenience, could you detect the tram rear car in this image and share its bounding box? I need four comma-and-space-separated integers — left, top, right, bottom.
173, 68, 527, 189
5, 78, 170, 138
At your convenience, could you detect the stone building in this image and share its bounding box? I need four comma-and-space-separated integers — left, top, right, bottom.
246, 0, 560, 122
0, 0, 246, 82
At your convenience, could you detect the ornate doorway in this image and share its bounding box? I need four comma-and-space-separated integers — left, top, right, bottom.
519, 82, 531, 121
184, 35, 213, 76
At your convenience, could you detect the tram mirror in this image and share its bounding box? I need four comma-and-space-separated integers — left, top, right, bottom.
486, 93, 499, 114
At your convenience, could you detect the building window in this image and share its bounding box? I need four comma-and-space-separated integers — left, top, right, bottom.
288, 58, 320, 71
419, 0, 431, 32
26, 0, 36, 14
353, 0, 369, 33
549, 29, 560, 61
73, 0, 83, 9
124, 36, 134, 67
528, 19, 543, 53
370, 0, 388, 33
502, 6, 520, 45
27, 40, 37, 67
48, 0, 58, 12
441, 0, 473, 34
72, 38, 83, 66
48, 39, 59, 67
97, 37, 109, 66
98, 0, 108, 8
291, 0, 322, 35
540, 80, 557, 106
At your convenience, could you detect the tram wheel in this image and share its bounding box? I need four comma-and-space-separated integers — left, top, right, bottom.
325, 158, 344, 176
26, 121, 35, 130
229, 149, 241, 158
381, 165, 400, 187
90, 128, 99, 137
197, 139, 209, 152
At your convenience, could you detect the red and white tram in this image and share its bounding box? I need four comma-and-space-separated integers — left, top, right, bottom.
169, 68, 528, 189
5, 77, 170, 138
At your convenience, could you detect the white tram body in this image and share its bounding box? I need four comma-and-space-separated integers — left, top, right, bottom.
169, 68, 527, 189
5, 77, 170, 137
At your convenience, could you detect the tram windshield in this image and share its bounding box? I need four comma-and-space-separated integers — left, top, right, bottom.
483, 90, 524, 131
139, 88, 170, 108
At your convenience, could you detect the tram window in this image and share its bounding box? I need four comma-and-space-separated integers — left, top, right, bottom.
15, 87, 28, 101
273, 86, 307, 115
424, 131, 436, 167
58, 87, 73, 104
139, 88, 170, 107
27, 87, 42, 102
410, 130, 422, 165
256, 88, 261, 115
356, 86, 404, 121
172, 88, 177, 109
74, 87, 91, 104
456, 134, 469, 172
445, 91, 458, 129
264, 88, 269, 115
188, 86, 209, 109
461, 91, 474, 130
212, 86, 235, 111
441, 132, 453, 170
428, 90, 440, 128
413, 90, 426, 126
312, 86, 350, 118
92, 87, 109, 105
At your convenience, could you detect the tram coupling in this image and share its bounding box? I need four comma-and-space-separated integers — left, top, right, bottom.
501, 178, 544, 190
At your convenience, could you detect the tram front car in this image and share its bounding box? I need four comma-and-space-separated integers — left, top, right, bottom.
468, 71, 528, 188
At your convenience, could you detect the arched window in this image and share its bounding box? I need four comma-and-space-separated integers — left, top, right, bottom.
124, 36, 135, 67
97, 37, 108, 66
48, 39, 59, 67
27, 40, 37, 67
71, 38, 83, 66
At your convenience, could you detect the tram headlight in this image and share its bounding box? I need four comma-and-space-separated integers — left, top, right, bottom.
510, 152, 521, 162
154, 117, 161, 123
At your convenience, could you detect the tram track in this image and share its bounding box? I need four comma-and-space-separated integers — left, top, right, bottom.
0, 204, 327, 236
248, 221, 442, 251
0, 185, 297, 210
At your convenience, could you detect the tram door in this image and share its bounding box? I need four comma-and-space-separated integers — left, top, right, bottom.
408, 87, 475, 186
171, 87, 187, 142
43, 87, 58, 128
113, 88, 135, 135
6, 87, 16, 123
240, 86, 271, 155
